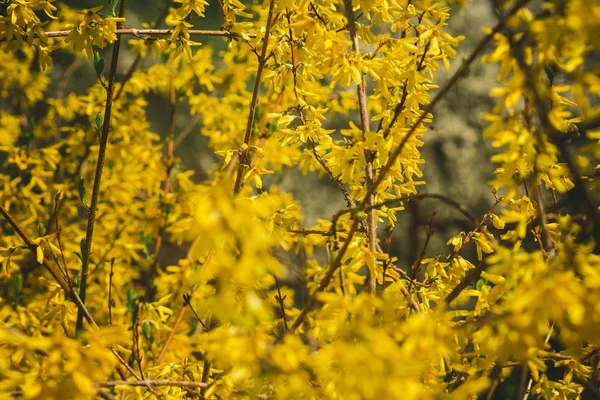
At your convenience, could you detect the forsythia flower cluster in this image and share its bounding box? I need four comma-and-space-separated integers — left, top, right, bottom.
0, 0, 599, 399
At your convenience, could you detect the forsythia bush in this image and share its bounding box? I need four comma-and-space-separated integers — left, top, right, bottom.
1, 0, 599, 398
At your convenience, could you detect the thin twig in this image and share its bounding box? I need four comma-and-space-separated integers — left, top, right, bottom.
309, 2, 327, 27
156, 301, 188, 365
53, 191, 72, 288
108, 257, 115, 326
274, 275, 289, 333
382, 224, 394, 292
288, 228, 333, 236
133, 319, 146, 380
173, 114, 202, 148
76, 0, 129, 333
41, 28, 256, 39
412, 212, 435, 278
233, 0, 277, 194
200, 359, 211, 399
182, 294, 212, 398
183, 294, 209, 332
97, 380, 208, 388
331, 193, 477, 229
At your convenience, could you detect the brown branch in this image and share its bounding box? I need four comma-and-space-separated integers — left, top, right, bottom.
412, 212, 435, 278
381, 224, 394, 291
309, 2, 328, 27
288, 228, 333, 236
182, 294, 212, 398
156, 301, 187, 365
274, 275, 289, 333
400, 284, 421, 313
362, 0, 533, 208
330, 193, 477, 230
233, 0, 277, 194
42, 28, 256, 39
133, 319, 146, 380
53, 191, 72, 288
96, 380, 208, 389
108, 257, 115, 326
200, 359, 211, 399
173, 114, 202, 149
76, 0, 128, 333
183, 294, 209, 332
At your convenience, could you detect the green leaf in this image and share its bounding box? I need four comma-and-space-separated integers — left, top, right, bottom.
93, 49, 104, 78
13, 275, 22, 307
476, 278, 489, 291
27, 115, 35, 138
78, 177, 88, 209
140, 230, 152, 259
79, 238, 87, 261
38, 222, 44, 238
108, 0, 119, 16
93, 112, 103, 142
142, 321, 154, 344
126, 289, 140, 324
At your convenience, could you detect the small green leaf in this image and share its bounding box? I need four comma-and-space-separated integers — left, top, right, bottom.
27, 115, 35, 138
38, 222, 44, 237
140, 230, 152, 259
74, 273, 81, 290
94, 112, 103, 142
476, 278, 489, 291
188, 318, 199, 336
13, 275, 22, 307
254, 105, 262, 122
79, 238, 86, 261
108, 0, 119, 16
93, 49, 104, 77
126, 289, 140, 324
142, 321, 153, 344
78, 177, 88, 209
352, 210, 367, 221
